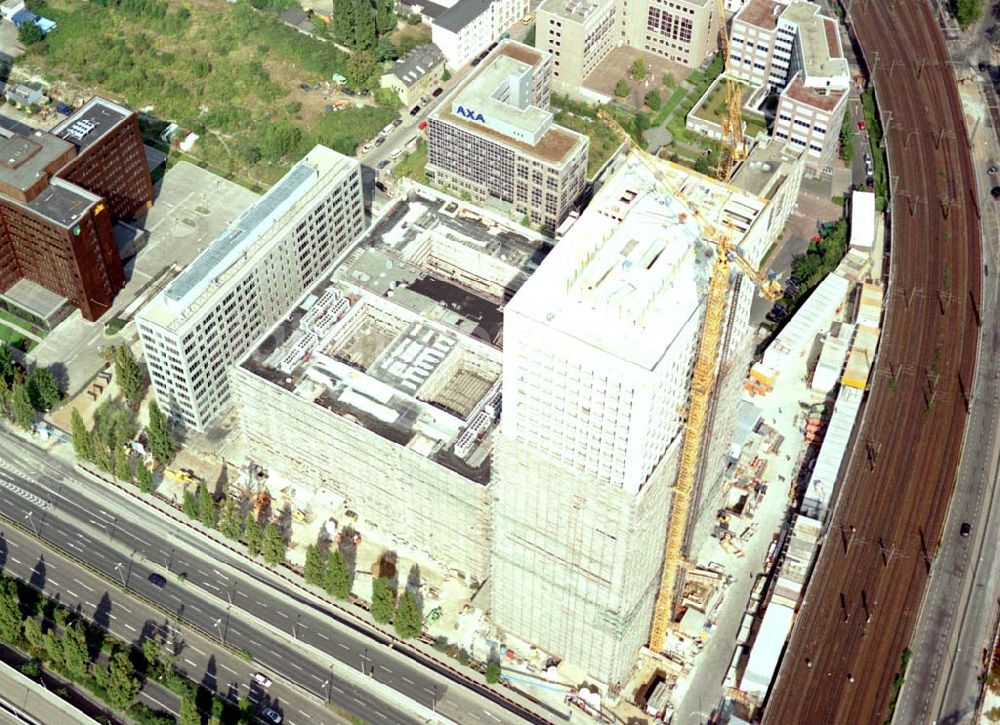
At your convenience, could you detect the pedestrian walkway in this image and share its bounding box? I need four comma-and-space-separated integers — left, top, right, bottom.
0, 658, 102, 725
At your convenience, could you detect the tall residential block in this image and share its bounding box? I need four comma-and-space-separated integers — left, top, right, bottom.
232, 189, 551, 582
430, 0, 530, 68
0, 97, 148, 321
536, 0, 617, 92
620, 0, 719, 68
137, 146, 364, 431
729, 0, 850, 173
491, 152, 785, 684
426, 41, 589, 234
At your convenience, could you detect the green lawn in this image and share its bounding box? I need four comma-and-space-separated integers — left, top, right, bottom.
393, 139, 428, 183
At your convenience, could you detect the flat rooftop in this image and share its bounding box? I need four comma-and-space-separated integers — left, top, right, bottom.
537, 0, 612, 23
434, 42, 587, 166
783, 75, 846, 112
736, 0, 785, 29
139, 146, 358, 329
50, 97, 131, 151
240, 188, 551, 482
24, 177, 100, 227
732, 137, 802, 197
0, 129, 72, 195
781, 2, 849, 80
507, 152, 770, 369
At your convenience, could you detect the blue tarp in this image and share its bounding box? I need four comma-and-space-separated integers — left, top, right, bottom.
11, 10, 56, 35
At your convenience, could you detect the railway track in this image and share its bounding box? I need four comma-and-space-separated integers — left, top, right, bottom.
762, 1, 982, 723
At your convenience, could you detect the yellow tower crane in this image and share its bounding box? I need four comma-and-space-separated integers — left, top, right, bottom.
715, 0, 747, 184
596, 110, 780, 655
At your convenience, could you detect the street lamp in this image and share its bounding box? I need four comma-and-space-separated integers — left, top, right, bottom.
114, 561, 127, 587
23, 511, 38, 536
292, 614, 300, 640
360, 647, 370, 677
432, 684, 437, 714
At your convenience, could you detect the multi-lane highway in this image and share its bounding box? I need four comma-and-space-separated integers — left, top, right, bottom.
0, 524, 349, 725
764, 0, 983, 722
0, 433, 546, 725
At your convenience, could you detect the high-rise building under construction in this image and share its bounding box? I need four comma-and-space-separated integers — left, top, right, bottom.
490, 149, 800, 683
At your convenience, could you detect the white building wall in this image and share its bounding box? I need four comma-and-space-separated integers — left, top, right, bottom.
138, 149, 365, 431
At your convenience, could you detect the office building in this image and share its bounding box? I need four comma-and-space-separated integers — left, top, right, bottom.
137, 146, 364, 431
536, 0, 617, 93
621, 0, 719, 68
729, 0, 850, 172
51, 97, 154, 222
491, 151, 783, 684
232, 188, 551, 582
380, 44, 446, 108
431, 0, 529, 68
0, 97, 149, 322
426, 41, 588, 233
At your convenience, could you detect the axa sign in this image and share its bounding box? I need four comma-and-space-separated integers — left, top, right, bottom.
457, 106, 486, 123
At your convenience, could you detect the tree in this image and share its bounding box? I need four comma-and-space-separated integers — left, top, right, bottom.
839, 112, 855, 163
42, 631, 63, 670
485, 660, 501, 684
376, 36, 398, 62
394, 590, 421, 638
375, 0, 396, 35
105, 650, 140, 710
332, 0, 354, 45
324, 550, 352, 599
304, 544, 326, 586
61, 621, 90, 681
210, 696, 224, 724
662, 72, 675, 88
136, 462, 154, 494
182, 489, 198, 520
25, 367, 60, 412
70, 408, 94, 462
219, 498, 243, 540
352, 0, 377, 50
346, 50, 379, 88
146, 401, 175, 466
179, 696, 201, 725
262, 522, 286, 565
614, 79, 630, 98
442, 67, 452, 82
197, 483, 216, 528
93, 401, 135, 453
244, 513, 263, 557
17, 20, 42, 45
0, 345, 15, 383
114, 446, 132, 482
0, 579, 21, 643
11, 383, 34, 430
22, 617, 43, 652
260, 120, 302, 162
370, 576, 395, 624
114, 345, 145, 408
954, 0, 983, 29
645, 89, 661, 111
95, 446, 113, 475
630, 58, 647, 80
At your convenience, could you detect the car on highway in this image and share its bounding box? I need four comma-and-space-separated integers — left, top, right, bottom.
260, 707, 283, 724
377, 159, 390, 170
147, 573, 167, 588
960, 522, 971, 537
253, 672, 273, 688
857, 119, 866, 131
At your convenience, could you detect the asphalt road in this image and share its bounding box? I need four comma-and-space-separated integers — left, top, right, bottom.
0, 435, 539, 724
0, 524, 352, 725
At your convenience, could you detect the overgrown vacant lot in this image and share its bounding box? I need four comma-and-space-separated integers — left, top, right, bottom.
23, 0, 397, 186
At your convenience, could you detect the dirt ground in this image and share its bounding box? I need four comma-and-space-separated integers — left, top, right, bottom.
584, 46, 689, 109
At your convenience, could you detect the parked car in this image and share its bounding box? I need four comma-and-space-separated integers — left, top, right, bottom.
766, 309, 788, 322
992, 186, 1000, 200
377, 159, 390, 170
409, 105, 421, 116
521, 14, 533, 24
147, 573, 167, 589
375, 181, 388, 193
260, 707, 283, 724
253, 672, 273, 688
361, 141, 375, 154
418, 120, 428, 130
989, 164, 999, 174
374, 136, 385, 147
471, 57, 482, 67
55, 103, 73, 116
421, 94, 431, 104
358, 89, 370, 97
390, 147, 404, 159
432, 87, 444, 97
391, 118, 403, 129
857, 119, 865, 131
960, 522, 972, 537
342, 87, 356, 96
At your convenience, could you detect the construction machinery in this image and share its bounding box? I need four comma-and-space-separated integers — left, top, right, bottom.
598, 98, 779, 654
714, 0, 747, 183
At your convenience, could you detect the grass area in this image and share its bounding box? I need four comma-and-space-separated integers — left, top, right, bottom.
23, 0, 398, 187
860, 88, 889, 210
653, 85, 687, 126
390, 23, 431, 56
550, 94, 646, 177
884, 649, 913, 724
0, 324, 30, 351
664, 54, 724, 147
0, 309, 45, 338
393, 138, 428, 183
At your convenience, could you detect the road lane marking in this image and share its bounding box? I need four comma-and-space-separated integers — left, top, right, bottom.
48, 578, 59, 587
256, 601, 267, 608
374, 711, 386, 720
402, 676, 414, 684
316, 632, 328, 640
6, 539, 17, 548
236, 590, 248, 598
184, 658, 198, 668
275, 610, 288, 618
144, 693, 175, 713
107, 613, 116, 621
67, 589, 79, 598
220, 663, 239, 676
203, 582, 219, 592
382, 666, 393, 674
298, 710, 312, 719
248, 693, 260, 703
74, 579, 95, 593
289, 661, 302, 671
330, 684, 344, 694
483, 710, 501, 721
124, 624, 136, 632
9, 557, 18, 564
117, 604, 132, 614
189, 645, 206, 656
336, 643, 348, 650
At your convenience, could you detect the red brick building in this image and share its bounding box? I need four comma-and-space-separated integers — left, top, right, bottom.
0, 98, 152, 322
